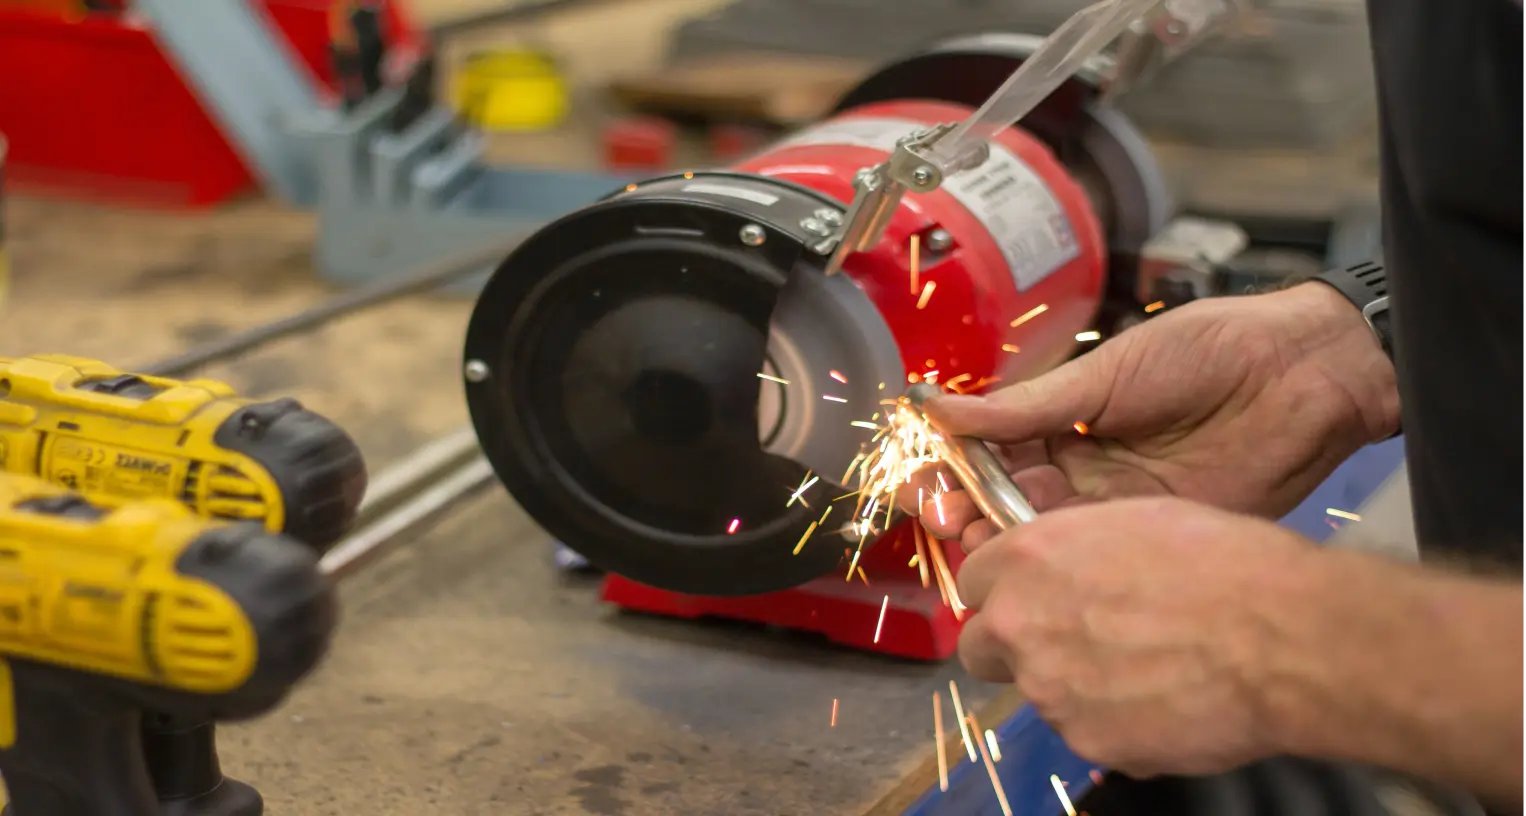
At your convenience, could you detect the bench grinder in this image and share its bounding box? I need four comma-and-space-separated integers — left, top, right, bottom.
463, 29, 1205, 659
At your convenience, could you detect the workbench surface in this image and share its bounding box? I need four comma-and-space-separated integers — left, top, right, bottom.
2, 196, 995, 816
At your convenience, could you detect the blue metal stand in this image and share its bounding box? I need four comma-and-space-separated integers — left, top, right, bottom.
290, 89, 626, 290
899, 439, 1407, 816
140, 0, 629, 292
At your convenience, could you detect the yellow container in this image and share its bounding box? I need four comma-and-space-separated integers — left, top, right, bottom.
454, 49, 569, 132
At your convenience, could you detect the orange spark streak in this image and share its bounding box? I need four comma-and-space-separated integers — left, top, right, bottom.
793, 522, 818, 555
873, 594, 890, 643
830, 699, 839, 727
910, 234, 922, 295
978, 734, 1013, 816
948, 681, 977, 762
1009, 303, 1048, 328
934, 692, 949, 792
727, 518, 741, 534
916, 281, 937, 310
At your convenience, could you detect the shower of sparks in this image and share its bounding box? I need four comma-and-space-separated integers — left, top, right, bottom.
1010, 303, 1049, 328
948, 681, 977, 762
1327, 508, 1362, 522
830, 698, 839, 727
1051, 774, 1078, 816
727, 517, 741, 534
757, 372, 789, 385
910, 234, 922, 295
1145, 300, 1166, 313
984, 729, 1002, 761
873, 595, 890, 643
823, 395, 848, 403
780, 387, 973, 612
916, 281, 937, 310
975, 719, 1013, 816
787, 473, 819, 507
1075, 330, 1102, 342
934, 692, 950, 791
1001, 344, 1020, 354
829, 369, 849, 384
1073, 421, 1090, 435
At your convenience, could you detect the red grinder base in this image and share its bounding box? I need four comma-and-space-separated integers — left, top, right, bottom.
601, 524, 968, 661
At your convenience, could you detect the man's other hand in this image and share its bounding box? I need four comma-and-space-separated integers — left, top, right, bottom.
897, 283, 1399, 553
954, 496, 1319, 778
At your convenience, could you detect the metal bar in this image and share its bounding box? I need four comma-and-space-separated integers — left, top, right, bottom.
320, 455, 497, 580
139, 241, 519, 378
904, 383, 1037, 529
352, 426, 482, 529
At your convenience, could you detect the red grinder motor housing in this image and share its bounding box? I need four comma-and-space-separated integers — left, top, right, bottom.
464, 35, 1173, 610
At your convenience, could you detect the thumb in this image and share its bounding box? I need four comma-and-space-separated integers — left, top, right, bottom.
924, 355, 1112, 443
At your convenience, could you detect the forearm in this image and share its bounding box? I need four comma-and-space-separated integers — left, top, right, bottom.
1262, 549, 1523, 806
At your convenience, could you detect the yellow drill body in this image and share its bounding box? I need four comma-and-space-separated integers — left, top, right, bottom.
0, 471, 337, 816
0, 355, 367, 548
0, 476, 258, 707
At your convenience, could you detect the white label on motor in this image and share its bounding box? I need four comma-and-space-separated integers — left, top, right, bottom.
773, 116, 1080, 291
682, 182, 779, 207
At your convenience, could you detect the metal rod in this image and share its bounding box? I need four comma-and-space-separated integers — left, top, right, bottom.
320, 455, 496, 580
139, 240, 524, 378
904, 383, 1037, 531
352, 426, 482, 529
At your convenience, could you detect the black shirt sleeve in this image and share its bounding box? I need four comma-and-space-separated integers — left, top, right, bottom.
1363, 0, 1523, 568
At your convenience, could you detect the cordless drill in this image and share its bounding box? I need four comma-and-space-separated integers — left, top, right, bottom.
0, 354, 367, 814
0, 354, 366, 547
0, 473, 337, 816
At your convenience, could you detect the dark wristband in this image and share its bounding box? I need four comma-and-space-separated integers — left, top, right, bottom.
1313, 261, 1393, 360
1312, 261, 1401, 439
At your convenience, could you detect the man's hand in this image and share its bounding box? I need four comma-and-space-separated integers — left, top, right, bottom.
954, 495, 1315, 777
901, 283, 1399, 552
955, 496, 1524, 805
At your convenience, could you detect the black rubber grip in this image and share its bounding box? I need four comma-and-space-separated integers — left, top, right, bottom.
211, 399, 368, 552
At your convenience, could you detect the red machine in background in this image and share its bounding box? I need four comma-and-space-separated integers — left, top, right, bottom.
0, 0, 424, 208
463, 35, 1178, 660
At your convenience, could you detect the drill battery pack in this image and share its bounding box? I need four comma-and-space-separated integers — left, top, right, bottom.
0, 355, 366, 548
